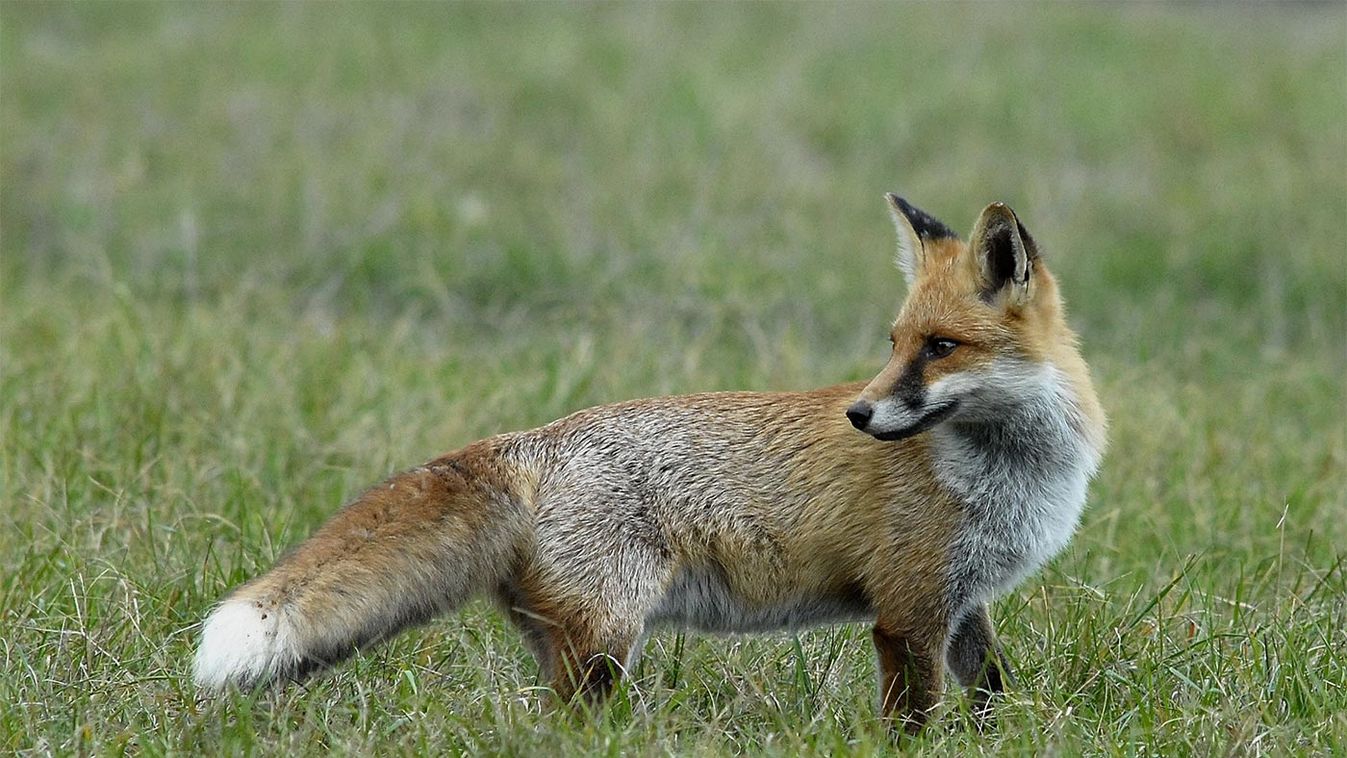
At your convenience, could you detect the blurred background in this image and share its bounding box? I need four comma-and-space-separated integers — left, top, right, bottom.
2, 3, 1344, 753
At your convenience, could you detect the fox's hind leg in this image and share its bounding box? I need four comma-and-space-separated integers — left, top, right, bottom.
541, 622, 641, 707
504, 552, 666, 709
513, 479, 672, 709
500, 595, 639, 708
505, 585, 649, 710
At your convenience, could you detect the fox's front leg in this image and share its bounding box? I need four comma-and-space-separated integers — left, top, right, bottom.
871, 618, 947, 734
946, 603, 1013, 721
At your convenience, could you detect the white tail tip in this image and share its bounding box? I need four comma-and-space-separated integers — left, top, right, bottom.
193, 596, 301, 691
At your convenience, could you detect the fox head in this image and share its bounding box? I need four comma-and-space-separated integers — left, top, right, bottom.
846, 195, 1084, 441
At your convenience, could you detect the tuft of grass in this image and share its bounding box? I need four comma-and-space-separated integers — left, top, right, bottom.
2, 2, 1345, 754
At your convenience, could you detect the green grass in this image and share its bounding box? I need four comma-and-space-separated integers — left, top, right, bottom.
3, 2, 1345, 754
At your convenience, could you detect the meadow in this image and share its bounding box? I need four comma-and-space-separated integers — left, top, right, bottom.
2, 3, 1344, 755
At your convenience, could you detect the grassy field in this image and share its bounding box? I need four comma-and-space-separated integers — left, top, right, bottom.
3, 3, 1345, 755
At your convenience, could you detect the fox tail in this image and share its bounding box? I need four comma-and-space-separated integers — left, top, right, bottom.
192, 451, 531, 691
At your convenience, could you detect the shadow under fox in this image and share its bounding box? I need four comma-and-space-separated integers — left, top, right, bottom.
194, 196, 1107, 732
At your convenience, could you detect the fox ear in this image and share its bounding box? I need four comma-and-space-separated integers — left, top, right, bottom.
885, 194, 957, 285
969, 202, 1039, 305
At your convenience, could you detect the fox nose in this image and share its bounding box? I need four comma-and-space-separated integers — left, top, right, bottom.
846, 401, 873, 430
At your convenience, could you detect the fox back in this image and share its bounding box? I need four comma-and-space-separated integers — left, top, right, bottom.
192, 195, 1106, 734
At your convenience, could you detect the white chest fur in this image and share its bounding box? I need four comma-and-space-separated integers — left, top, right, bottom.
930, 364, 1102, 612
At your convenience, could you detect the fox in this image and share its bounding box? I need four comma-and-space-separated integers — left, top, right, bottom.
193, 195, 1106, 732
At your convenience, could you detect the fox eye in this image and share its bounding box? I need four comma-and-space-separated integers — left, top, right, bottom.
926, 337, 959, 359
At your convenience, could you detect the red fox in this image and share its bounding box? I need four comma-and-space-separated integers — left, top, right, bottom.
194, 196, 1106, 731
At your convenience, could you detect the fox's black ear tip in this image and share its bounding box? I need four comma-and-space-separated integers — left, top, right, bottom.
885, 195, 958, 241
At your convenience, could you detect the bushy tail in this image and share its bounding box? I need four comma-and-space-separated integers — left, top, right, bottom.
193, 448, 533, 691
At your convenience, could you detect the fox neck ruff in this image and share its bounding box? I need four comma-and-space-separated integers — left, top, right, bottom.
929, 361, 1103, 616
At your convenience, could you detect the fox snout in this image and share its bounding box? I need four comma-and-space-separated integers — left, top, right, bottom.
847, 384, 960, 442
849, 341, 937, 439
845, 400, 874, 430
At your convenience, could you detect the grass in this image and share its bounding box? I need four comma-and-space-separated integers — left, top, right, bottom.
2, 2, 1345, 754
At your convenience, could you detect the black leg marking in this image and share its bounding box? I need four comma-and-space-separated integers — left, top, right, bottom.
947, 604, 1013, 726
